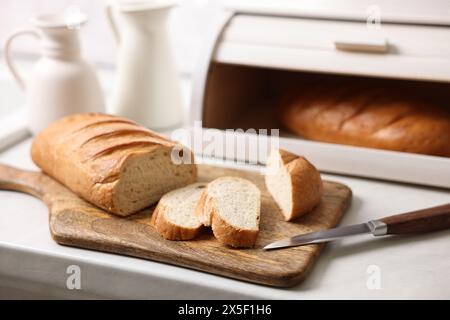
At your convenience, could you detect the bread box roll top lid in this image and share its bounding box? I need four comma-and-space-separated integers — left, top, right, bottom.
206, 0, 450, 83
225, 0, 450, 26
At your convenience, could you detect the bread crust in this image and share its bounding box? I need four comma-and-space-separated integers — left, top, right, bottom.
152, 203, 202, 240
211, 212, 258, 248
31, 113, 196, 216
279, 150, 323, 220
281, 85, 450, 157
195, 189, 213, 227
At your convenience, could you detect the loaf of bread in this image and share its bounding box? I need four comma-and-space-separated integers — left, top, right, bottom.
196, 177, 261, 248
31, 113, 197, 216
265, 149, 322, 221
281, 83, 450, 157
152, 183, 206, 240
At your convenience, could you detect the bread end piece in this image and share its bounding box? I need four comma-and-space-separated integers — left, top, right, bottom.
265, 149, 322, 221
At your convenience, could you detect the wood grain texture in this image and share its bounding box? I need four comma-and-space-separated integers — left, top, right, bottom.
0, 163, 351, 287
381, 203, 450, 235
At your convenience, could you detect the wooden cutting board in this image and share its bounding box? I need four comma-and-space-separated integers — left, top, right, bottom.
0, 163, 351, 287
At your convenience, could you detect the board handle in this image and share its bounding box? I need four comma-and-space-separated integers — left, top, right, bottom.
380, 203, 450, 235
0, 163, 46, 199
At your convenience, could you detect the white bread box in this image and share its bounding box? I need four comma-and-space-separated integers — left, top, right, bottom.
188, 0, 450, 188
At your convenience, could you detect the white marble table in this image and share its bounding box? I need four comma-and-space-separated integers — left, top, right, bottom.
0, 138, 449, 299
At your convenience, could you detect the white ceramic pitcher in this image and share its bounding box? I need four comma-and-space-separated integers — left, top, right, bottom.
4, 13, 105, 135
106, 0, 183, 130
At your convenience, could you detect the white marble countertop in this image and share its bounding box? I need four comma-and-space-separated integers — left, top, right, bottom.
0, 138, 449, 299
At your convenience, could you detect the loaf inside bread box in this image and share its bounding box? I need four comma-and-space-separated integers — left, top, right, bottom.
202, 63, 450, 158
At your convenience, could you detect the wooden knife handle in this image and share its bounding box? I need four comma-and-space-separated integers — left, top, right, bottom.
380, 203, 450, 235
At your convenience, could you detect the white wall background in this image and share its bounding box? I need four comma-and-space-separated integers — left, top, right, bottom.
0, 0, 225, 74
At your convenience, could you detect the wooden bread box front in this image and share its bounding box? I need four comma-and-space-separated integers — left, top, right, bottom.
188, 8, 450, 188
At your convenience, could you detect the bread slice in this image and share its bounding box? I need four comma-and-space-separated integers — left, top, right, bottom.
196, 177, 261, 248
152, 183, 206, 240
265, 149, 322, 221
31, 113, 197, 216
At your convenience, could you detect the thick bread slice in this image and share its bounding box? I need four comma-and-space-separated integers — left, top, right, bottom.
151, 183, 206, 240
265, 149, 322, 221
196, 177, 261, 248
31, 113, 197, 216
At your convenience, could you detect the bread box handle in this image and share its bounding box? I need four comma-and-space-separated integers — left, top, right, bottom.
334, 36, 388, 54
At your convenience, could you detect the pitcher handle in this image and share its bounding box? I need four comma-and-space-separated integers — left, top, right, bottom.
105, 4, 120, 45
4, 28, 41, 91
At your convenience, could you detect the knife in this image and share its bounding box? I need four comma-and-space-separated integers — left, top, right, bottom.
264, 203, 450, 250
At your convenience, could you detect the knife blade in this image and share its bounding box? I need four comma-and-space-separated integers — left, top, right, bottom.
264, 221, 386, 250
264, 202, 450, 250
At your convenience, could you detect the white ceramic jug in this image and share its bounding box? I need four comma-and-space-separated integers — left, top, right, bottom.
4, 13, 105, 135
106, 0, 183, 130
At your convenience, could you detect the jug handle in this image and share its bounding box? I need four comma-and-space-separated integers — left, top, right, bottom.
4, 28, 41, 91
105, 5, 120, 45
